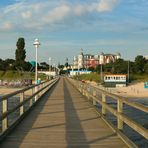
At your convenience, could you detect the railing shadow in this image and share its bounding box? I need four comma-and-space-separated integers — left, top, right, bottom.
64, 79, 90, 148
0, 81, 59, 147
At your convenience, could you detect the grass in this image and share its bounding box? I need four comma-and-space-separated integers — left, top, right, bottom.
130, 74, 148, 82
0, 70, 47, 81
73, 72, 148, 83
73, 73, 101, 83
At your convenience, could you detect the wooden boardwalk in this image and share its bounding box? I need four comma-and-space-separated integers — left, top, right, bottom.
0, 77, 127, 148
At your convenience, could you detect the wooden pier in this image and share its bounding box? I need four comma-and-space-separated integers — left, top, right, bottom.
0, 77, 128, 147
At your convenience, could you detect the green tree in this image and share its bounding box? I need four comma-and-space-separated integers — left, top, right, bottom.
88, 66, 95, 71
113, 59, 128, 74
58, 64, 64, 70
65, 58, 69, 68
144, 61, 148, 74
104, 62, 114, 73
15, 38, 26, 70
4, 59, 15, 70
134, 55, 146, 73
40, 62, 49, 70
0, 59, 5, 70
95, 65, 101, 73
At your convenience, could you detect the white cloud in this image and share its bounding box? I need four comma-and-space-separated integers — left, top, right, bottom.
0, 0, 120, 30
0, 22, 13, 30
74, 0, 119, 15
96, 0, 119, 12
21, 11, 32, 19
42, 5, 71, 24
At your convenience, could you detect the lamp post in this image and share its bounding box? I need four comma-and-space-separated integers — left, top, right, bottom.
49, 57, 52, 72
128, 60, 130, 83
100, 64, 103, 83
33, 39, 40, 84
53, 63, 55, 72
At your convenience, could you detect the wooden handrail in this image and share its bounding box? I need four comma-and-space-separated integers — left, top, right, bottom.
0, 77, 59, 134
0, 80, 49, 102
68, 78, 148, 140
88, 85, 148, 113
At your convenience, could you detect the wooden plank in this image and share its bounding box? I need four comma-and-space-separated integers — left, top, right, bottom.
0, 77, 127, 148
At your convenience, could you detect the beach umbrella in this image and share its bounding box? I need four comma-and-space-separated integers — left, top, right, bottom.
29, 61, 36, 67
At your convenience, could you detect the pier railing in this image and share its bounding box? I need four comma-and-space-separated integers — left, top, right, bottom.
68, 78, 148, 142
0, 77, 59, 139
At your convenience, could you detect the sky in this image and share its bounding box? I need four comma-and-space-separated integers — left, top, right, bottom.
0, 0, 148, 64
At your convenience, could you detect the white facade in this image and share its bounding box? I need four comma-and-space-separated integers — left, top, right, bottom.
69, 70, 91, 76
77, 52, 84, 69
73, 51, 121, 69
145, 55, 148, 60
38, 71, 57, 76
99, 53, 121, 64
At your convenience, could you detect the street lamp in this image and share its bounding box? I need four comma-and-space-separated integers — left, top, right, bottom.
33, 38, 40, 84
53, 63, 55, 72
49, 57, 52, 72
128, 60, 130, 83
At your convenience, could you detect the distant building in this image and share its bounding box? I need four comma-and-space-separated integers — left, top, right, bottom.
73, 50, 121, 69
103, 74, 127, 87
145, 55, 148, 60
77, 51, 84, 69
69, 70, 91, 76
99, 52, 121, 64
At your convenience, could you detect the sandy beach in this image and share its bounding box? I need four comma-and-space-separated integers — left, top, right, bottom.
0, 81, 148, 98
0, 87, 21, 96
109, 82, 148, 98
87, 81, 148, 99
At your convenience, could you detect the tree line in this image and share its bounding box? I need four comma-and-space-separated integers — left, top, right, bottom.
0, 38, 51, 72
87, 55, 148, 74
0, 37, 148, 75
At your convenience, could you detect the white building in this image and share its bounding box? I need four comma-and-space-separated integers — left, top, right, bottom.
77, 52, 84, 69
69, 70, 91, 76
99, 52, 121, 64
145, 55, 148, 60
73, 50, 121, 69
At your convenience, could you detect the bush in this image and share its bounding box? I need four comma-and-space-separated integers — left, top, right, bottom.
0, 71, 5, 77
130, 74, 148, 82
74, 73, 101, 83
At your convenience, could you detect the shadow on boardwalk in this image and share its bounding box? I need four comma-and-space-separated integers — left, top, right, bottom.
64, 79, 90, 148
0, 82, 59, 148
0, 77, 127, 148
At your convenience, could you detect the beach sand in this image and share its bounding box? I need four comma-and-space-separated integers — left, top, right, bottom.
0, 81, 148, 98
0, 87, 21, 95
87, 81, 148, 98
109, 82, 148, 98
0, 87, 32, 97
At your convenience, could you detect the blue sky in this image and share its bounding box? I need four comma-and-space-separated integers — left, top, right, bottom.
0, 0, 148, 64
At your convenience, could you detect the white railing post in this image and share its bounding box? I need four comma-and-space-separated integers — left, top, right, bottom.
35, 86, 37, 102
117, 99, 123, 130
93, 90, 97, 105
83, 85, 86, 96
93, 90, 96, 97
87, 86, 90, 100
2, 99, 8, 132
20, 92, 24, 116
79, 83, 82, 93
29, 88, 34, 107
102, 93, 106, 115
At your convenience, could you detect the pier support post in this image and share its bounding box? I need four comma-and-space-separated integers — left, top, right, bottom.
2, 99, 8, 132
29, 88, 34, 107
35, 86, 38, 102
20, 92, 24, 116
117, 100, 123, 130
93, 90, 96, 97
93, 99, 97, 105
102, 93, 106, 115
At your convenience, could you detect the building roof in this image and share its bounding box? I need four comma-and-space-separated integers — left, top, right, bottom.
104, 74, 127, 76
